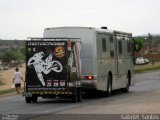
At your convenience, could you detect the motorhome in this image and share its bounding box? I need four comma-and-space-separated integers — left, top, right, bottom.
43, 27, 135, 95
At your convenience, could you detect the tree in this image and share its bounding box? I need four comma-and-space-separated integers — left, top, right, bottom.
2, 51, 18, 63
133, 37, 144, 52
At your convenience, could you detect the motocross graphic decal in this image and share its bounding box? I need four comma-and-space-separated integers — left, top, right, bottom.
26, 41, 81, 91
27, 52, 63, 86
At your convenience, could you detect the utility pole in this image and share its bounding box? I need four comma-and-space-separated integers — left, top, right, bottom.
148, 33, 153, 49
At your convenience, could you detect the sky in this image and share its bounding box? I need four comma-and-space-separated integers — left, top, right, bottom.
0, 0, 160, 39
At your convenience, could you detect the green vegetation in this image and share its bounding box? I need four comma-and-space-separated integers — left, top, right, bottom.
0, 72, 5, 86
133, 37, 144, 52
0, 88, 24, 95
135, 62, 160, 73
0, 40, 25, 63
0, 89, 15, 95
0, 47, 25, 63
2, 51, 18, 63
19, 47, 26, 60
0, 80, 5, 86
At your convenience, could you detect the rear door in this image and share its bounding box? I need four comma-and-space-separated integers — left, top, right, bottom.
26, 41, 68, 92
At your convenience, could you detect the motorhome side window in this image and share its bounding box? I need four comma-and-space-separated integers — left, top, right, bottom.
118, 41, 122, 54
110, 36, 113, 43
102, 38, 107, 52
110, 50, 114, 58
127, 41, 131, 53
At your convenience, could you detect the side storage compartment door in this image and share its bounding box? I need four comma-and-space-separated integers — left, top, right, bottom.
115, 36, 126, 88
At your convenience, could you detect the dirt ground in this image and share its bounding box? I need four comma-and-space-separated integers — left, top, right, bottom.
0, 64, 25, 91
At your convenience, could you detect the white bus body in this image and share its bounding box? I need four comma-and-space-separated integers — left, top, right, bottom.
44, 27, 135, 93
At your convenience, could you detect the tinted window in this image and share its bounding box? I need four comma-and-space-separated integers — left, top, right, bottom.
110, 37, 113, 43
118, 41, 122, 54
127, 41, 131, 53
110, 50, 114, 58
102, 38, 107, 52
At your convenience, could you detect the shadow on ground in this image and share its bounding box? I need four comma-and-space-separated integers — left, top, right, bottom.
28, 89, 131, 104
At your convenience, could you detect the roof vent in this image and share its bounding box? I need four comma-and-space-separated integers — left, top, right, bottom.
101, 26, 107, 29
45, 28, 50, 30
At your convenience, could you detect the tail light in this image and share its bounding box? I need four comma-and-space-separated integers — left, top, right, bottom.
86, 75, 94, 80
80, 75, 95, 80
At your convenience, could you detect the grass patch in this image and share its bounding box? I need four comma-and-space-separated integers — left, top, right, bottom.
0, 88, 15, 95
0, 88, 24, 95
0, 71, 5, 86
135, 62, 160, 73
0, 80, 5, 86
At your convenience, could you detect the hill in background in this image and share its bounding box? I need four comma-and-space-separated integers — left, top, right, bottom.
0, 40, 25, 51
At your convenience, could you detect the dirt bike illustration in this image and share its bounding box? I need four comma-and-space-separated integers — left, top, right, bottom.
27, 52, 63, 86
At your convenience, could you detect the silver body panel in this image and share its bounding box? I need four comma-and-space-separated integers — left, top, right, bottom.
44, 27, 135, 91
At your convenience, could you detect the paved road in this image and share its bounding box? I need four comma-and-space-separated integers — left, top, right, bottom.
0, 71, 160, 119
134, 71, 160, 92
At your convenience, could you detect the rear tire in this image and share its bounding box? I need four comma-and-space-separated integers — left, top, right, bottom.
122, 74, 130, 93
32, 95, 38, 103
72, 94, 78, 103
72, 88, 78, 103
25, 97, 32, 103
122, 81, 129, 93
77, 89, 82, 102
106, 75, 112, 97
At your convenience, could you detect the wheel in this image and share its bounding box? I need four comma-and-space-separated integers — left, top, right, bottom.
25, 97, 32, 103
122, 74, 130, 93
122, 81, 129, 93
72, 93, 78, 103
77, 89, 83, 102
72, 95, 78, 103
106, 75, 112, 97
32, 95, 38, 103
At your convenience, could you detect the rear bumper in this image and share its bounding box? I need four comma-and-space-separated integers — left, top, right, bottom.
23, 86, 82, 97
22, 91, 73, 98
81, 80, 97, 89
